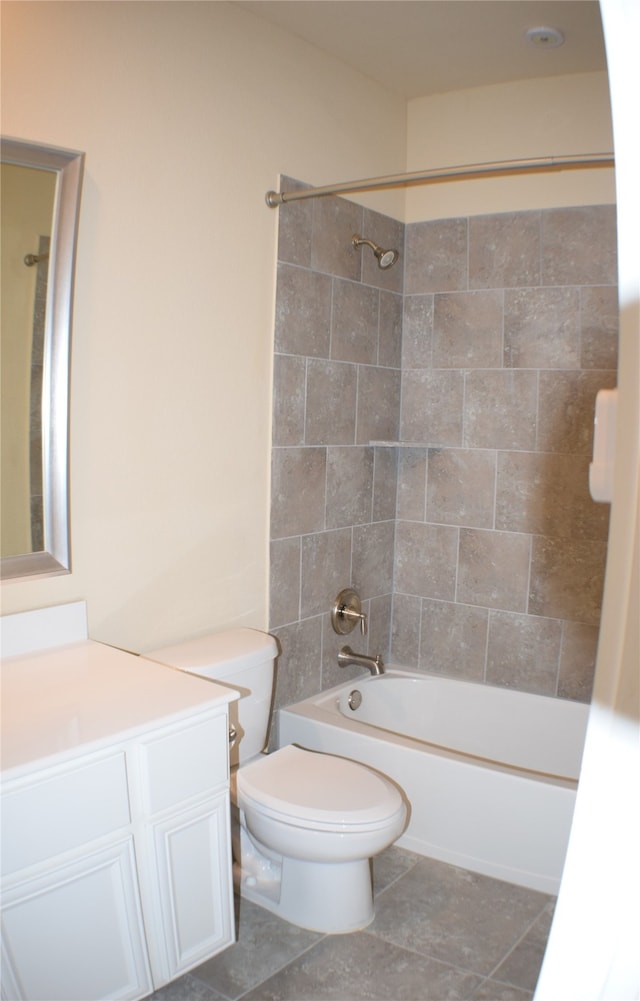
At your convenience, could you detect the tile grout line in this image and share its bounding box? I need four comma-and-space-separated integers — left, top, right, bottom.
373, 855, 422, 899
233, 933, 330, 1001
482, 897, 554, 985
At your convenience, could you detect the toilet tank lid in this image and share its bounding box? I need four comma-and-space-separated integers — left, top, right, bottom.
145, 628, 278, 679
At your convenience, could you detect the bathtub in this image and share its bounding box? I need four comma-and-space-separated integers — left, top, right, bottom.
278, 669, 589, 893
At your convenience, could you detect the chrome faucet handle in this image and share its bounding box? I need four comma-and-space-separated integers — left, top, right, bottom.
331, 588, 367, 636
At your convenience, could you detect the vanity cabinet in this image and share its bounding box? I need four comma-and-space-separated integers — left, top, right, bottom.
1, 604, 237, 1001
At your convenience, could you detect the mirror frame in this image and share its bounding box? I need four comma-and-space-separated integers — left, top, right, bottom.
1, 138, 84, 580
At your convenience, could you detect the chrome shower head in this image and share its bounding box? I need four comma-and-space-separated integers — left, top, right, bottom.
352, 234, 399, 270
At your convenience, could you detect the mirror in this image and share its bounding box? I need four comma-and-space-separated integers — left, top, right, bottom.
1, 138, 84, 579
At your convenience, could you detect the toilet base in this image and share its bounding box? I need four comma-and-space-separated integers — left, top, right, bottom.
235, 851, 374, 933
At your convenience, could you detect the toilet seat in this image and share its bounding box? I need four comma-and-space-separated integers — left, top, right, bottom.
236, 744, 405, 832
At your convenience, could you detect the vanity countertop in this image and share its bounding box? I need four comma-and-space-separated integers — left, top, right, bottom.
1, 639, 237, 781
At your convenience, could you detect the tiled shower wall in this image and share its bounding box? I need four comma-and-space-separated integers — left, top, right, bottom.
269, 181, 617, 713
393, 206, 618, 701
269, 182, 404, 713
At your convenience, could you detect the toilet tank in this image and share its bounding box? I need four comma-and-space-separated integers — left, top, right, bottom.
145, 628, 278, 763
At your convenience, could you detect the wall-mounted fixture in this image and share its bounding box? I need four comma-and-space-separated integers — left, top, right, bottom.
331, 587, 367, 635
338, 645, 385, 676
23, 252, 49, 267
352, 234, 399, 270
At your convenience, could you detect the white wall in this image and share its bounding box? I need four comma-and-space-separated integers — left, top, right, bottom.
0, 1, 406, 650
406, 72, 614, 221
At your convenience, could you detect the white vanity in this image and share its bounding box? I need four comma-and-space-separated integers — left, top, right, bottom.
1, 602, 238, 1001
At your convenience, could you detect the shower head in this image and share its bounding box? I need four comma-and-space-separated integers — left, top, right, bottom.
352, 234, 399, 270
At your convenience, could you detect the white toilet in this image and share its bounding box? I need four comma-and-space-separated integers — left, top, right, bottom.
146, 627, 406, 933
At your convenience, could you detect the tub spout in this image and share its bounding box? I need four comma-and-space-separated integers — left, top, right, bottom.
338, 645, 385, 676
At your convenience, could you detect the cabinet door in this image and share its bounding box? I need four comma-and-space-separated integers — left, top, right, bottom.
1, 839, 152, 1001
145, 793, 234, 984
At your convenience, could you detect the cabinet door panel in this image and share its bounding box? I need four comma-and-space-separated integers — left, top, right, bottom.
1, 839, 151, 1001
150, 794, 234, 980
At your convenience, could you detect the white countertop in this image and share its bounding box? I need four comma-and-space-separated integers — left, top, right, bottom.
1, 639, 237, 781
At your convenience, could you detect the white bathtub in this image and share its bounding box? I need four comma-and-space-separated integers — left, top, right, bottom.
278, 669, 589, 894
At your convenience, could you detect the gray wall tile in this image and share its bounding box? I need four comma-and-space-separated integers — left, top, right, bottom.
404, 218, 467, 294
305, 359, 357, 445
558, 622, 599, 702
395, 521, 458, 600
537, 370, 616, 454
469, 211, 541, 289
366, 593, 394, 660
457, 529, 531, 612
541, 205, 617, 286
311, 196, 363, 280
331, 279, 380, 364
486, 611, 562, 695
372, 446, 399, 522
401, 369, 464, 445
272, 617, 323, 712
356, 366, 401, 443
270, 537, 300, 628
277, 177, 313, 267
419, 599, 488, 680
426, 448, 496, 528
496, 452, 610, 540
300, 529, 352, 619
529, 537, 607, 625
326, 446, 374, 528
402, 295, 433, 369
580, 286, 619, 369
271, 447, 326, 539
378, 291, 403, 368
464, 370, 537, 450
352, 520, 395, 597
433, 290, 503, 369
275, 263, 332, 357
396, 448, 427, 521
272, 354, 305, 446
390, 593, 422, 667
504, 287, 581, 369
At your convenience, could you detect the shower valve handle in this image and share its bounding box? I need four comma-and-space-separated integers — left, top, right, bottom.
331, 588, 367, 636
344, 608, 367, 636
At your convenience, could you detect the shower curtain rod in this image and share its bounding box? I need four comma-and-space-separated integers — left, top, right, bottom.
265, 152, 614, 207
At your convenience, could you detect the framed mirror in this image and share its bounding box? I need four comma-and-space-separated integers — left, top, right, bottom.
1, 138, 84, 579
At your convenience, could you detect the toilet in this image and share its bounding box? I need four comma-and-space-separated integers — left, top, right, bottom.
145, 628, 406, 933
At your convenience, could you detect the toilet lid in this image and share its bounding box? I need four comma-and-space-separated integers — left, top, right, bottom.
236, 744, 404, 830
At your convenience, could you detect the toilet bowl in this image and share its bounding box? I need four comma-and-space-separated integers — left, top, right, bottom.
145, 628, 407, 933
235, 743, 406, 931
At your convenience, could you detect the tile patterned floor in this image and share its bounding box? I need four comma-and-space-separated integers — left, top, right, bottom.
147, 848, 553, 1001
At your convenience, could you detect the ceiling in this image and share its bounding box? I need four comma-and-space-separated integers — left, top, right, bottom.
235, 1, 607, 99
